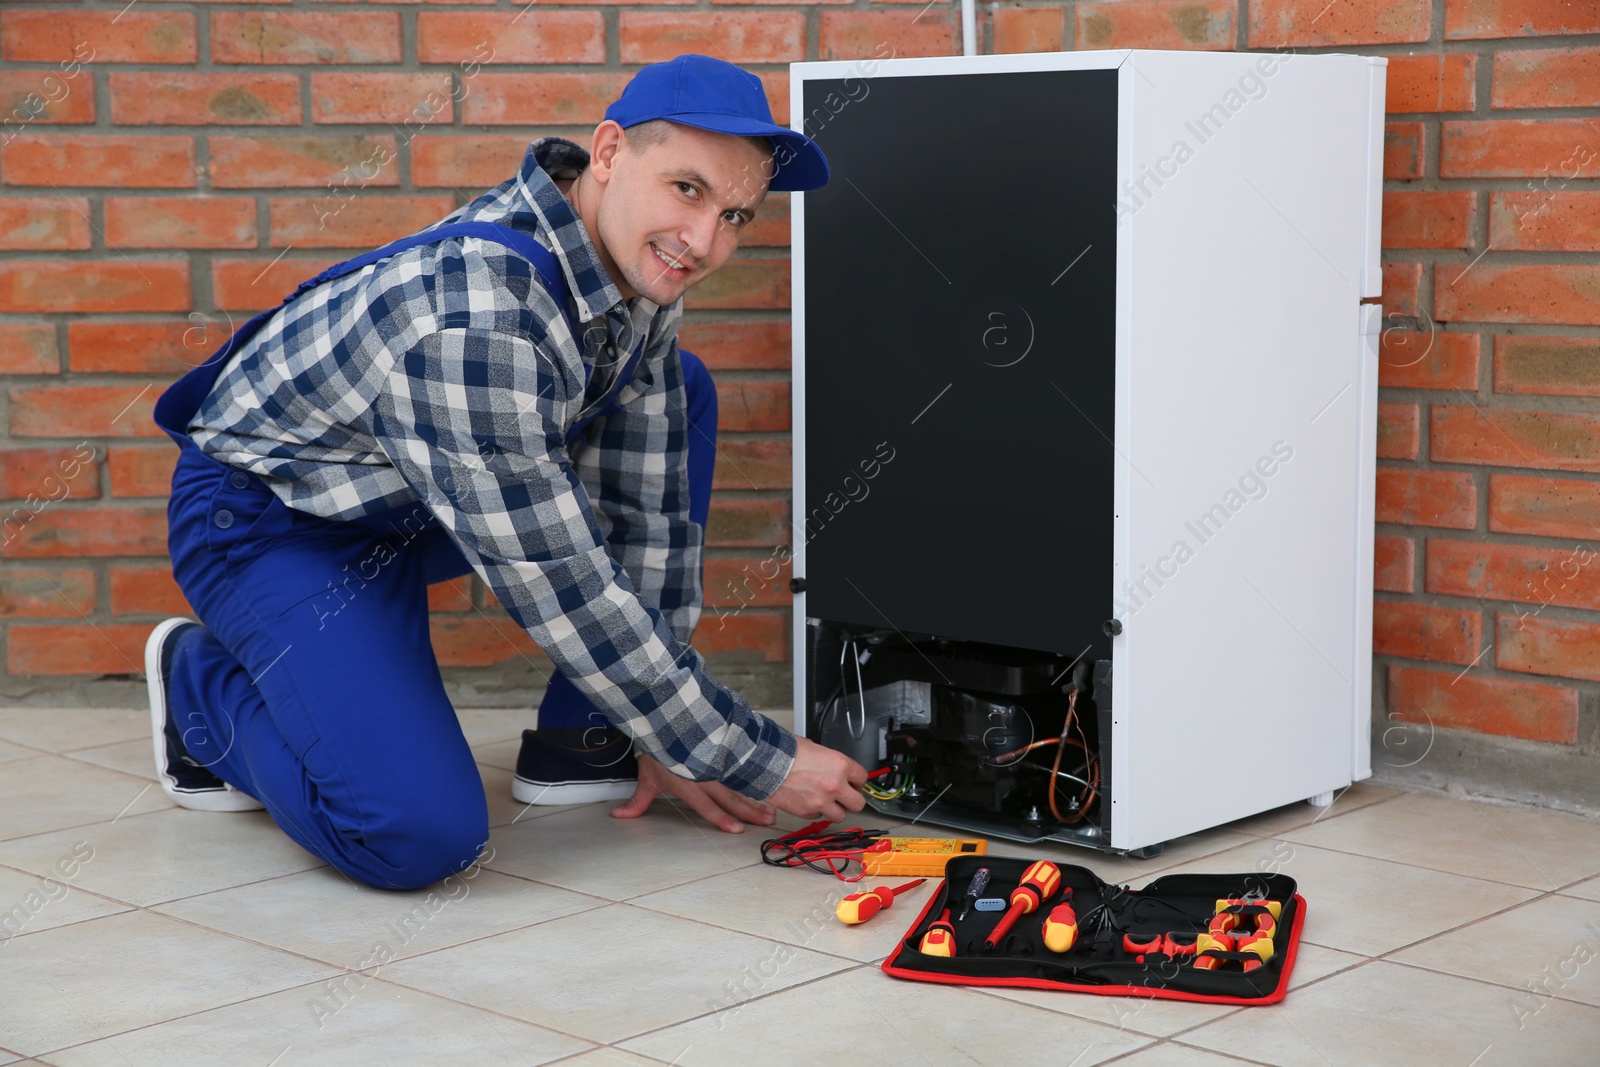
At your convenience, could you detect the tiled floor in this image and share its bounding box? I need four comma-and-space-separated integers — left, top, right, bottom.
2, 705, 1598, 1065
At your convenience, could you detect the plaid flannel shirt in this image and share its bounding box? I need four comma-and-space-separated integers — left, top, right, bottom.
187, 136, 796, 799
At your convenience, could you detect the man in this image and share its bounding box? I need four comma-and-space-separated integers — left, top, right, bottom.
146, 54, 867, 892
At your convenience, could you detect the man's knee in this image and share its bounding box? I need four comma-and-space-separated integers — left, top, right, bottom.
365, 796, 489, 892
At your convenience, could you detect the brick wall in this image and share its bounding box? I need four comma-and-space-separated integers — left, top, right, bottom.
2, 2, 1598, 807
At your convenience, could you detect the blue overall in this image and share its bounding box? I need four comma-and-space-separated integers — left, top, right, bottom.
152, 222, 717, 890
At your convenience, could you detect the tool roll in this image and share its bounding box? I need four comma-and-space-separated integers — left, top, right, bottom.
882, 856, 1305, 1004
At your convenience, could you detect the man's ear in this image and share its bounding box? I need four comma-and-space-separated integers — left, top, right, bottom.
588, 120, 626, 186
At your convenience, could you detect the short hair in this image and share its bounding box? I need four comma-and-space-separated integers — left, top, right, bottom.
623, 119, 773, 161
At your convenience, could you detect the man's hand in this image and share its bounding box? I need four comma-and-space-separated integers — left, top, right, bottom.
612, 753, 778, 834
764, 736, 869, 824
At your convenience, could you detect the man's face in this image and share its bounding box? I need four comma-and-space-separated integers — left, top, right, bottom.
587, 121, 771, 306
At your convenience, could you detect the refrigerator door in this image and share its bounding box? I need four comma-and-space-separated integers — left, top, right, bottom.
1109, 51, 1377, 849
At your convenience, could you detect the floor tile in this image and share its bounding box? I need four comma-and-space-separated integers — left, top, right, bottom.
550, 1050, 675, 1067
1155, 839, 1538, 957
0, 910, 336, 1057
0, 738, 38, 765
631, 862, 939, 963
45, 977, 593, 1067
618, 967, 1153, 1066
1178, 960, 1600, 1066
1561, 876, 1600, 903
455, 706, 531, 747
0, 808, 325, 907
981, 942, 1367, 1039
1280, 792, 1600, 891
0, 707, 147, 754
473, 738, 520, 773
0, 862, 131, 941
1106, 1045, 1265, 1066
0, 756, 171, 842
479, 763, 566, 829
382, 902, 854, 1044
154, 863, 604, 968
1391, 894, 1600, 1009
481, 798, 769, 901
58, 739, 155, 782
1219, 782, 1403, 839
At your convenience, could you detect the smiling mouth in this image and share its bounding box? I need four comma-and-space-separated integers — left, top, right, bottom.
651, 242, 694, 275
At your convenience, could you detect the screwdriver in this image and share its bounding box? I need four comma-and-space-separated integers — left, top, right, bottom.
917, 908, 956, 956
958, 867, 991, 921
984, 861, 1062, 950
1042, 889, 1078, 953
835, 878, 926, 925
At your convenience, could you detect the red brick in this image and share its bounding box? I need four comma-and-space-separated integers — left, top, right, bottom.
1489, 474, 1600, 540
0, 447, 99, 500
1442, 120, 1600, 179
1490, 191, 1600, 252
709, 0, 848, 5
1376, 467, 1477, 529
1374, 533, 1415, 593
1377, 402, 1420, 460
213, 257, 338, 312
209, 135, 401, 189
211, 11, 402, 64
1076, 0, 1233, 50
429, 616, 543, 668
703, 554, 792, 610
1385, 122, 1426, 180
0, 260, 190, 314
412, 134, 526, 189
311, 73, 455, 125
1381, 260, 1423, 319
105, 197, 257, 250
695, 610, 786, 661
0, 506, 167, 559
9, 385, 166, 439
678, 321, 789, 371
0, 323, 59, 375
0, 197, 89, 251
269, 195, 455, 249
1382, 190, 1477, 249
1493, 46, 1600, 109
1249, 0, 1428, 47
461, 72, 629, 126
107, 446, 177, 498
620, 13, 804, 64
1494, 335, 1600, 397
418, 12, 603, 64
68, 322, 220, 375
706, 497, 789, 547
1379, 329, 1479, 390
686, 259, 789, 310
1433, 405, 1600, 472
1386, 53, 1476, 113
109, 566, 190, 617
1, 135, 194, 188
1387, 664, 1577, 744
1436, 263, 1600, 326
1427, 537, 1600, 610
739, 193, 789, 248
0, 569, 96, 618
1373, 600, 1482, 665
710, 438, 791, 491
1496, 614, 1600, 683
1446, 0, 1600, 40
8, 623, 152, 677
820, 12, 959, 60
110, 73, 301, 126
0, 71, 95, 125
994, 6, 1067, 53
714, 381, 790, 433
427, 578, 473, 613
0, 11, 194, 64
757, 73, 788, 129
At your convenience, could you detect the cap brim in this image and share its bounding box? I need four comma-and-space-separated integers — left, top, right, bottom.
656, 112, 831, 192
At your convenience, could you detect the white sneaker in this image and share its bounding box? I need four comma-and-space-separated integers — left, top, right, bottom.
146, 618, 264, 812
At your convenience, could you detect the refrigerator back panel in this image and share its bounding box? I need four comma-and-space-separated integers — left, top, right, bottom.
799, 69, 1118, 656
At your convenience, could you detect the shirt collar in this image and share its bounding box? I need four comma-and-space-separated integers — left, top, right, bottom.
516, 136, 645, 325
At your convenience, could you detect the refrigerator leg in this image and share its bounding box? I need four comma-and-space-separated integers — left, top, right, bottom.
1307, 791, 1335, 809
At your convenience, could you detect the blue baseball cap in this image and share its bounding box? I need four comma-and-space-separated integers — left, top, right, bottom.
604, 54, 830, 192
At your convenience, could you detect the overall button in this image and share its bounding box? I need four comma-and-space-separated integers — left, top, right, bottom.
214, 509, 235, 529
229, 471, 250, 489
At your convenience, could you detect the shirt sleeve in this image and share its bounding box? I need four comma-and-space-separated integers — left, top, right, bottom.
370, 321, 796, 800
